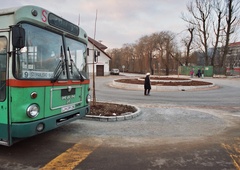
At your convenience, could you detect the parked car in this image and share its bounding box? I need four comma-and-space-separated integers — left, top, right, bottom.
110, 68, 120, 75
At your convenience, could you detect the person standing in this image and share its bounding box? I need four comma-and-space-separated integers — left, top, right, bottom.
144, 73, 151, 95
197, 68, 201, 78
190, 68, 194, 78
201, 67, 205, 79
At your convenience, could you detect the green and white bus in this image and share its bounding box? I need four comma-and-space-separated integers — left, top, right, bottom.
0, 5, 91, 146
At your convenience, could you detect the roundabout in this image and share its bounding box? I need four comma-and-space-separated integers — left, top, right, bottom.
87, 75, 217, 120
112, 76, 215, 91
82, 75, 240, 169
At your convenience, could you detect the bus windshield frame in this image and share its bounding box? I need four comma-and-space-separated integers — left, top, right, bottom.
13, 23, 88, 80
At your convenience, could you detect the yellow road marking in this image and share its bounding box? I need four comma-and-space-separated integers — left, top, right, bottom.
40, 142, 100, 170
222, 137, 240, 170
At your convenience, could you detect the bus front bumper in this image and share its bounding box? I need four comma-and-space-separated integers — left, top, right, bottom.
11, 105, 89, 138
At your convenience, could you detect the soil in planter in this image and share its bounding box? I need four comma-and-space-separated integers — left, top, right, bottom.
89, 102, 137, 116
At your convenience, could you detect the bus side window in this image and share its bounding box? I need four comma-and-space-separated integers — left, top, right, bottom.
0, 37, 7, 101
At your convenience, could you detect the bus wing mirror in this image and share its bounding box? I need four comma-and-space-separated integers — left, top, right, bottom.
12, 26, 25, 49
87, 48, 89, 56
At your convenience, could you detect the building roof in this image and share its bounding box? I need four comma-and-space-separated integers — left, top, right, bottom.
229, 42, 240, 47
88, 37, 108, 50
88, 37, 111, 59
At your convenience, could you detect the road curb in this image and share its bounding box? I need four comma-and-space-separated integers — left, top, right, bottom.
84, 104, 142, 122
111, 79, 216, 91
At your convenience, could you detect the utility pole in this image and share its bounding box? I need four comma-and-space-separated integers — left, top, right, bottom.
78, 14, 80, 26
92, 9, 98, 105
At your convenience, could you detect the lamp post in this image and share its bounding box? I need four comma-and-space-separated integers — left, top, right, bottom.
92, 9, 98, 105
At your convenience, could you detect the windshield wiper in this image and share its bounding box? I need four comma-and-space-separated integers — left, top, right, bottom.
51, 46, 65, 83
68, 47, 85, 82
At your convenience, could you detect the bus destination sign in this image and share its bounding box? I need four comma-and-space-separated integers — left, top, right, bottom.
48, 13, 79, 36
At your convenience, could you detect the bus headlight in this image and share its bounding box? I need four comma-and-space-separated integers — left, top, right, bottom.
26, 104, 40, 118
86, 94, 91, 103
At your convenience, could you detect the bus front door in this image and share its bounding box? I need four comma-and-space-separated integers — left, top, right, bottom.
0, 36, 10, 146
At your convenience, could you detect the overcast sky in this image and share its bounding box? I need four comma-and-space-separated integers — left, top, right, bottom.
1, 0, 190, 49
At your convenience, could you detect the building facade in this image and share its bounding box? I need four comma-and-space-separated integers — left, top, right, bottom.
87, 37, 111, 76
226, 42, 240, 75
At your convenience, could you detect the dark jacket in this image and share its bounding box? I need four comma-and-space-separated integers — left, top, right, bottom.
144, 75, 151, 89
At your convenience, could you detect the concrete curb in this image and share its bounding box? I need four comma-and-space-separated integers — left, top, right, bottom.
112, 79, 216, 91
137, 77, 192, 83
84, 104, 142, 122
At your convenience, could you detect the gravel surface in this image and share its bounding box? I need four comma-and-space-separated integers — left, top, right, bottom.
83, 74, 240, 147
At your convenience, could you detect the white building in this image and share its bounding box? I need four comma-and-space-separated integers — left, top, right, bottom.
87, 37, 111, 76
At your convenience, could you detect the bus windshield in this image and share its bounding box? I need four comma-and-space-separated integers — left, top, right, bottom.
65, 37, 87, 80
14, 23, 87, 80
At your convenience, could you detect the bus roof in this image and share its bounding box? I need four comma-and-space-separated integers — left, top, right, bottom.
0, 5, 88, 42
0, 7, 19, 16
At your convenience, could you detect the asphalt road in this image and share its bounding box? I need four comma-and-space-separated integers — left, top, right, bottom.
0, 74, 240, 170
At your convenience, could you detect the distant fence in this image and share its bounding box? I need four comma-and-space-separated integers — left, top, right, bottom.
226, 67, 240, 76
214, 67, 226, 75
179, 66, 213, 77
180, 66, 240, 77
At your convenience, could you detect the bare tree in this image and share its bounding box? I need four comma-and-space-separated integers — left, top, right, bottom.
182, 0, 212, 66
108, 48, 122, 70
148, 34, 158, 75
182, 0, 240, 68
121, 43, 135, 72
109, 32, 180, 75
211, 0, 224, 66
153, 31, 179, 75
182, 27, 194, 66
136, 35, 150, 74
219, 0, 240, 68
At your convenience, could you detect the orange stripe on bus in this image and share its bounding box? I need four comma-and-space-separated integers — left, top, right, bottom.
7, 79, 90, 87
